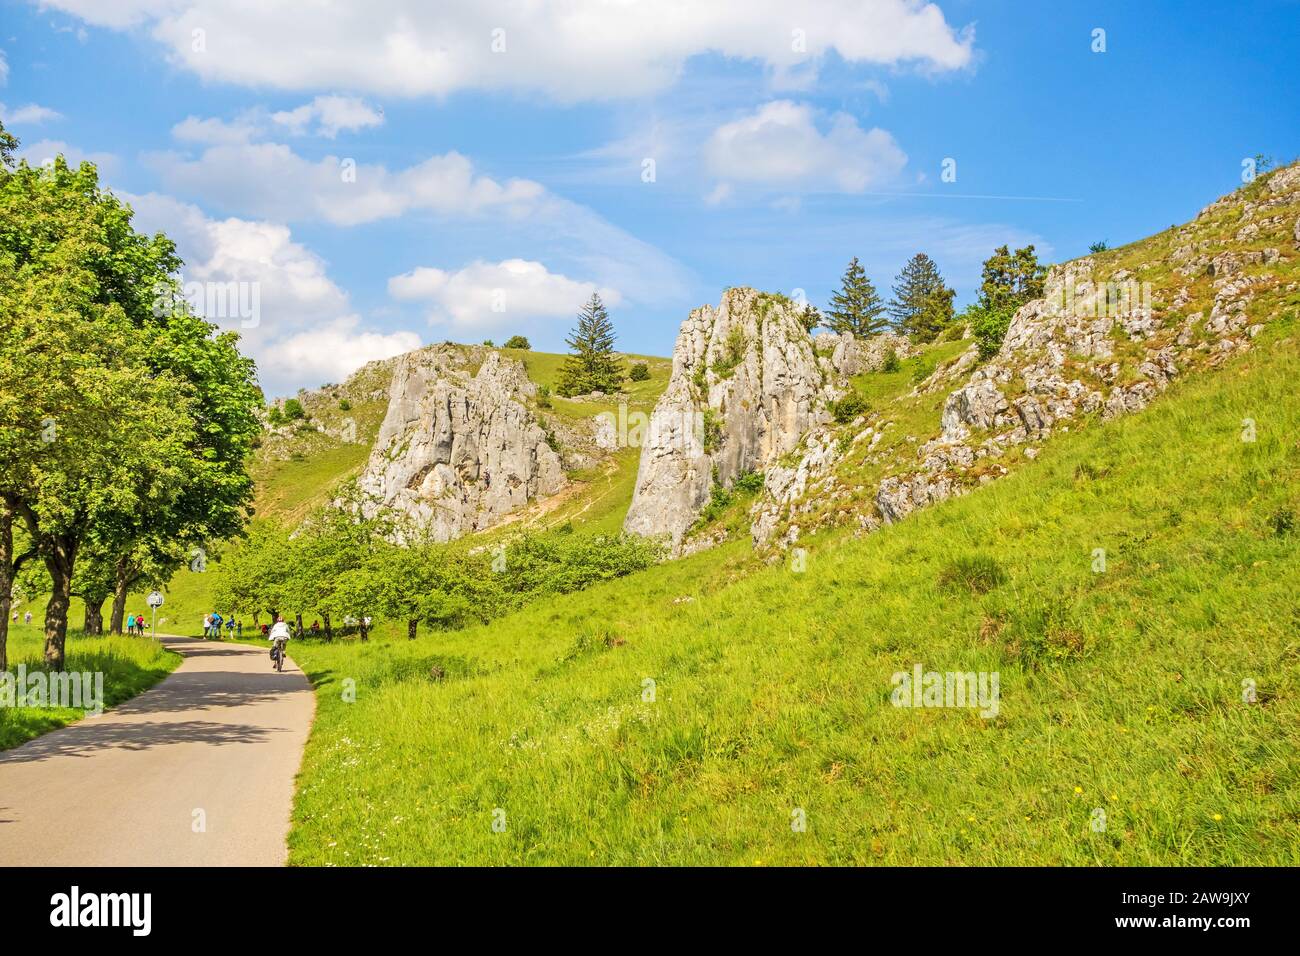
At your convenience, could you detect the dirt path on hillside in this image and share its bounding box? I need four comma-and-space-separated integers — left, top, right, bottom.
0, 636, 314, 866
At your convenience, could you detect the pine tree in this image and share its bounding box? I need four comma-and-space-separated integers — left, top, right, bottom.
556, 293, 624, 396
889, 252, 955, 341
826, 257, 887, 337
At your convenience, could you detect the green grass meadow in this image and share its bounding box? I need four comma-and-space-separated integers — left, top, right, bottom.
273, 334, 1300, 865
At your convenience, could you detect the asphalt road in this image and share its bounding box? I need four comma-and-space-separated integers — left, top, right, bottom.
0, 635, 315, 866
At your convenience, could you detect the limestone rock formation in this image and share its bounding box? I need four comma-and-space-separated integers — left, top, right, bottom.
355, 346, 565, 540
624, 288, 833, 549
814, 330, 913, 376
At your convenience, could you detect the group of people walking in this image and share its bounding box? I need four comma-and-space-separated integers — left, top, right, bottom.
125, 611, 150, 636
202, 611, 240, 639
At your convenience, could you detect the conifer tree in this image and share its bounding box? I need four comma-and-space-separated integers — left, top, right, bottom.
826, 257, 887, 337
556, 293, 624, 396
889, 252, 956, 341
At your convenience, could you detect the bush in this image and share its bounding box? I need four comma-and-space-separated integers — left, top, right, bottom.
482, 339, 495, 348
938, 555, 1008, 594
282, 398, 306, 421
697, 482, 733, 524
967, 303, 1015, 360
829, 392, 869, 424
733, 470, 765, 495
537, 384, 552, 409
702, 409, 723, 453
629, 362, 650, 382
882, 348, 901, 373
1089, 241, 1109, 254
502, 532, 662, 597
1271, 507, 1295, 537
504, 335, 531, 349
338, 398, 351, 411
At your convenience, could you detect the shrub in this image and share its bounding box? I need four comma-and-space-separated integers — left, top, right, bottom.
537, 384, 552, 409
503, 335, 531, 349
1089, 241, 1109, 254
482, 339, 496, 348
629, 362, 650, 382
967, 303, 1015, 360
882, 348, 901, 373
267, 406, 284, 426
938, 555, 1008, 594
697, 482, 734, 524
712, 327, 747, 378
338, 398, 351, 411
829, 392, 869, 424
733, 470, 765, 495
702, 408, 723, 453
282, 398, 306, 421
1271, 507, 1295, 537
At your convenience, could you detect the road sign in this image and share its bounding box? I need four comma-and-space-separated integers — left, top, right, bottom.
147, 590, 164, 608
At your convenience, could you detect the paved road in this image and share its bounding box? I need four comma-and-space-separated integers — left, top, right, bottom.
0, 636, 315, 866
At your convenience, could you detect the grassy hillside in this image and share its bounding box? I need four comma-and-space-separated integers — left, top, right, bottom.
277, 319, 1300, 865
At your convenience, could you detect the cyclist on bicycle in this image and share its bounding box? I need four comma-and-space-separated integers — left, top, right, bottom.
268, 616, 291, 669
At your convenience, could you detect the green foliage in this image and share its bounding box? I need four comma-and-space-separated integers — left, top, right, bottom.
0, 150, 261, 667
732, 470, 765, 495
701, 408, 723, 454
697, 482, 733, 524
556, 293, 624, 396
338, 398, 351, 411
1089, 241, 1109, 254
978, 244, 1046, 316
827, 257, 887, 337
829, 392, 870, 424
282, 398, 306, 421
629, 362, 650, 382
889, 252, 955, 341
482, 339, 495, 347
711, 327, 747, 378
537, 384, 553, 409
503, 335, 531, 349
800, 304, 822, 333
964, 301, 1017, 360
882, 348, 901, 373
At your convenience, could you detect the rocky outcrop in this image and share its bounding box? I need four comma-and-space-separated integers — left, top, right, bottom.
751, 161, 1300, 545
355, 346, 565, 540
624, 288, 833, 549
814, 330, 913, 376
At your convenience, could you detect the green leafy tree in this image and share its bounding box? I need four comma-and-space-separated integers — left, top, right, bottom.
556, 293, 624, 396
826, 257, 887, 337
964, 244, 1048, 359
503, 335, 530, 349
978, 244, 1047, 316
0, 149, 262, 667
889, 253, 955, 341
628, 362, 650, 382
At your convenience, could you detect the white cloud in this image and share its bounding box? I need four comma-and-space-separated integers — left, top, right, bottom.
18, 138, 118, 174
272, 318, 421, 389
0, 103, 63, 124
39, 0, 975, 99
171, 115, 257, 145
704, 100, 907, 193
148, 139, 544, 226
124, 191, 419, 395
390, 258, 619, 334
271, 95, 384, 138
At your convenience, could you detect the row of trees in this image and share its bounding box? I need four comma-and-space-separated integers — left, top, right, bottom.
821, 245, 1045, 354
213, 496, 660, 642
0, 121, 263, 670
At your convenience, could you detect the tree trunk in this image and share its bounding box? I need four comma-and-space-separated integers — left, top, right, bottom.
109, 554, 135, 635
83, 593, 106, 635
322, 612, 333, 642
407, 619, 418, 640
43, 535, 78, 671
0, 504, 12, 673
295, 611, 304, 637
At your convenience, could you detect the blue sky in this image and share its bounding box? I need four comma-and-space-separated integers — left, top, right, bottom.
1, 0, 1296, 395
